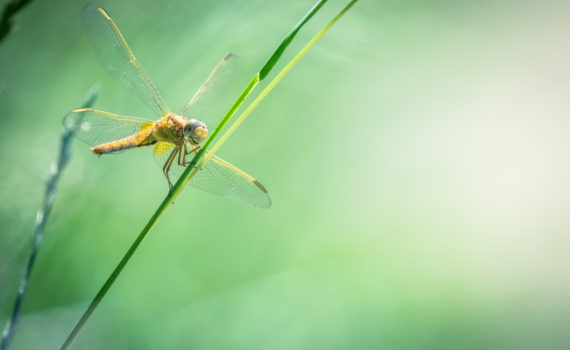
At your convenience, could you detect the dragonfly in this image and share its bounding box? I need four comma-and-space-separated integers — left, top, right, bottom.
64, 4, 271, 208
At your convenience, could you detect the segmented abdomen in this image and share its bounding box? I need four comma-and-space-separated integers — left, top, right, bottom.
92, 126, 156, 154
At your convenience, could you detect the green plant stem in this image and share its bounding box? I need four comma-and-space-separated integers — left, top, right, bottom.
1, 86, 99, 350
60, 1, 332, 348
202, 0, 359, 169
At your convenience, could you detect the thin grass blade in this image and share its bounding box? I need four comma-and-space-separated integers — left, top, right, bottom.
1, 86, 99, 350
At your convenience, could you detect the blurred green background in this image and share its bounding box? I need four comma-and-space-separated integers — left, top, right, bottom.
1, 0, 570, 348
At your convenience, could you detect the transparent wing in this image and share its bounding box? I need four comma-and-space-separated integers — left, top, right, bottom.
153, 142, 271, 208
196, 155, 271, 208
180, 53, 237, 123
63, 108, 153, 146
82, 4, 170, 117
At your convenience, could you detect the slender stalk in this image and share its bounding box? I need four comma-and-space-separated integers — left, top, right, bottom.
60, 1, 332, 348
202, 0, 359, 170
0, 86, 99, 350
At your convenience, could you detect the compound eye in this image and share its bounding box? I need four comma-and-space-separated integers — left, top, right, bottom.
183, 124, 193, 135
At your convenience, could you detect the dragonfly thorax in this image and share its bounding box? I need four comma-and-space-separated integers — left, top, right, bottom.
184, 118, 208, 145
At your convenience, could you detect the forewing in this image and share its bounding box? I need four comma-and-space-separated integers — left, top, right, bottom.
64, 108, 153, 146
180, 53, 237, 123
82, 4, 169, 117
153, 142, 271, 208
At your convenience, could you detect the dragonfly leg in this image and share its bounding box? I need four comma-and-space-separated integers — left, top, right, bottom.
177, 144, 184, 165
162, 147, 179, 190
166, 147, 181, 190
181, 143, 200, 166
162, 148, 175, 178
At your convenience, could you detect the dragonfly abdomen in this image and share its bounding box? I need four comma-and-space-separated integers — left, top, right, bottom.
92, 128, 156, 155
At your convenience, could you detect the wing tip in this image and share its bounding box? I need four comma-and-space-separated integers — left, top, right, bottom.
252, 180, 272, 209
253, 179, 268, 193
94, 5, 112, 20
63, 108, 90, 128
82, 3, 106, 17
72, 107, 91, 113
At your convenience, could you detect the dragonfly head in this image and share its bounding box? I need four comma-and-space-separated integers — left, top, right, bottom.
184, 119, 208, 144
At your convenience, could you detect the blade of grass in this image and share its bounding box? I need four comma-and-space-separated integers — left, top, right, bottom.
60, 1, 330, 348
1, 86, 100, 350
197, 0, 359, 177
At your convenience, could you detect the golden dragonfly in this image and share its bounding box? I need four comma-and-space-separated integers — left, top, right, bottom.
64, 4, 271, 208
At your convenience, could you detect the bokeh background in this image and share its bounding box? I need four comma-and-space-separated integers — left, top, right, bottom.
1, 0, 570, 348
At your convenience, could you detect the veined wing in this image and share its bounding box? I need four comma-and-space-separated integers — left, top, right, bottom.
153, 142, 271, 208
180, 53, 237, 122
196, 155, 271, 208
82, 4, 169, 117
63, 108, 153, 146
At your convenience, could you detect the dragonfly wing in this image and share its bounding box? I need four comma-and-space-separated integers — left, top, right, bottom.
82, 4, 169, 117
153, 142, 271, 208
180, 53, 237, 122
64, 108, 153, 146
197, 155, 271, 208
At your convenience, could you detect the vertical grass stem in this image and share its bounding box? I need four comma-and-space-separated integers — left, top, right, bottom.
1, 86, 99, 350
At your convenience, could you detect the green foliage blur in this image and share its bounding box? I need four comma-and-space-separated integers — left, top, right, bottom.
1, 0, 569, 348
